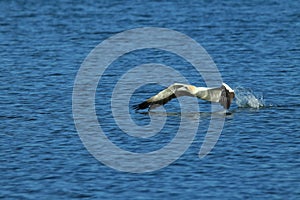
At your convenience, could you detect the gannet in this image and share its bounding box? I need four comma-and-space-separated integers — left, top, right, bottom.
133, 83, 235, 110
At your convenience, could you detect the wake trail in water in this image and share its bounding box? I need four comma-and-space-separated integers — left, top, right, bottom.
234, 87, 265, 108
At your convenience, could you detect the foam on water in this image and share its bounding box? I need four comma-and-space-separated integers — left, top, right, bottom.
234, 87, 265, 108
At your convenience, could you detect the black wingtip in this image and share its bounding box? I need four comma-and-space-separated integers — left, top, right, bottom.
132, 101, 150, 110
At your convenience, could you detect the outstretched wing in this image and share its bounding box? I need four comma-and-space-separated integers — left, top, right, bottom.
133, 83, 195, 110
219, 83, 235, 109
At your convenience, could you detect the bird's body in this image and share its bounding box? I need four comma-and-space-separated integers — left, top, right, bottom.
133, 83, 235, 110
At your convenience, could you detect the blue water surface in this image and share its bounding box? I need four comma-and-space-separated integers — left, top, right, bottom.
1, 0, 299, 199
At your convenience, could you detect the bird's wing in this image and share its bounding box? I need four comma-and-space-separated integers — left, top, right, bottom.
219, 83, 235, 109
133, 83, 196, 110
195, 83, 235, 109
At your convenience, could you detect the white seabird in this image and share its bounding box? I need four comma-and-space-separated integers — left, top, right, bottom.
133, 83, 235, 110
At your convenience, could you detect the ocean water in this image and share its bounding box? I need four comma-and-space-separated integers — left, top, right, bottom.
1, 0, 300, 199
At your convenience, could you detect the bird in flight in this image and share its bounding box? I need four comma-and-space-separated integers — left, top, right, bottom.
133, 83, 235, 111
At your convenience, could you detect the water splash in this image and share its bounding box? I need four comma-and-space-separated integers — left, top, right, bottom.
234, 87, 265, 108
